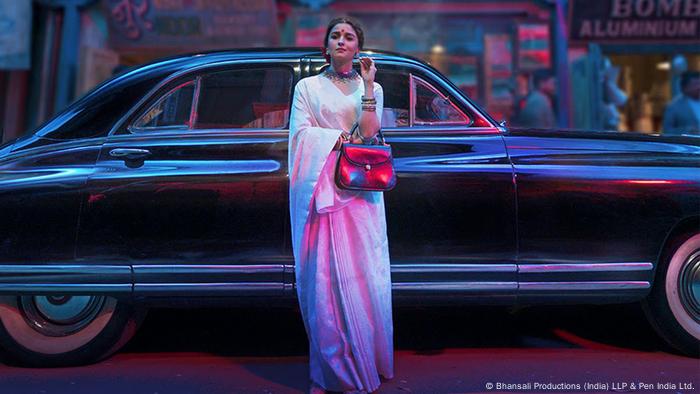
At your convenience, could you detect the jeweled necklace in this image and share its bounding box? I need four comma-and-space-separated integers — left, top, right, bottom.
322, 67, 359, 84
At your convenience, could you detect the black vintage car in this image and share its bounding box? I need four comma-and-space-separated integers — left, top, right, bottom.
0, 49, 698, 366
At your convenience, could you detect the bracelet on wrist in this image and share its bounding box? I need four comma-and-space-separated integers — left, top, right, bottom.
351, 128, 372, 144
358, 132, 376, 144
361, 96, 376, 103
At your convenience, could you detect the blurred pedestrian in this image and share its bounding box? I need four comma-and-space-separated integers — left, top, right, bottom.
600, 57, 628, 131
516, 69, 556, 129
662, 70, 700, 135
508, 72, 530, 126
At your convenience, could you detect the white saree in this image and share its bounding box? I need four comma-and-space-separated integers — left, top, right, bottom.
288, 74, 394, 393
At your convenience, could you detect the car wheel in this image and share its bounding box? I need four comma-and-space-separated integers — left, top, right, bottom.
642, 232, 700, 357
0, 295, 146, 367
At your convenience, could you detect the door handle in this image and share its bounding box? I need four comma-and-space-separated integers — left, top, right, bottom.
109, 148, 152, 161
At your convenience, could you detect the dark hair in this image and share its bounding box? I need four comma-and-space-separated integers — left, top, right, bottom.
680, 70, 700, 89
322, 16, 365, 63
532, 69, 554, 88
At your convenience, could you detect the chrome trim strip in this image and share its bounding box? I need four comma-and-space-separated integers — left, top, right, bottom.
519, 263, 654, 273
132, 264, 286, 274
0, 265, 131, 274
519, 281, 650, 290
391, 264, 516, 273
409, 73, 415, 127
394, 161, 513, 173
0, 264, 131, 277
134, 283, 284, 292
91, 159, 281, 180
382, 126, 501, 135
393, 282, 517, 291
189, 76, 201, 127
103, 132, 288, 143
0, 265, 131, 294
0, 284, 131, 293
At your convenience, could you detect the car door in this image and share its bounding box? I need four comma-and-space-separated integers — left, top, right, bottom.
76, 61, 296, 297
506, 131, 676, 299
0, 137, 101, 265
302, 58, 518, 299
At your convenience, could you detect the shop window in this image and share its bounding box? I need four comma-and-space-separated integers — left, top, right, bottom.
412, 75, 471, 126
194, 67, 292, 129
132, 80, 195, 130
374, 70, 410, 127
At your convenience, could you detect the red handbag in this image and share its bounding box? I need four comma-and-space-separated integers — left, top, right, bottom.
335, 126, 396, 191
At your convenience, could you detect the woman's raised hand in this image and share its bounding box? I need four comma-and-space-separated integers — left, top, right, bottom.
359, 56, 376, 83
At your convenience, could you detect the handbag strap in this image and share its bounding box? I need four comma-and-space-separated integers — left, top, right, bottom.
349, 122, 386, 145
377, 128, 386, 145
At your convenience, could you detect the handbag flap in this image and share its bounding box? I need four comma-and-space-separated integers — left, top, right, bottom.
341, 144, 392, 166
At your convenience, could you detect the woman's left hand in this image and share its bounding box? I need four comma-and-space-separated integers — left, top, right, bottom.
359, 56, 376, 83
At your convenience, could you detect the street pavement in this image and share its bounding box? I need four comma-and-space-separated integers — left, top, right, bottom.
0, 304, 697, 394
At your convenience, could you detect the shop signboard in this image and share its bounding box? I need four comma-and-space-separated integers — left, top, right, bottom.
518, 24, 550, 70
0, 0, 31, 69
104, 0, 278, 51
569, 0, 700, 43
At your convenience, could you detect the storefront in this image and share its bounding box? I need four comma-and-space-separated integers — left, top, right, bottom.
568, 0, 700, 133
0, 0, 32, 143
280, 0, 557, 123
17, 0, 280, 137
12, 0, 561, 138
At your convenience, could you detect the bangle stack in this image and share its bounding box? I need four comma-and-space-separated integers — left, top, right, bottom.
361, 95, 376, 112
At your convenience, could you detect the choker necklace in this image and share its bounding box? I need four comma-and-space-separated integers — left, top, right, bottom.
322, 68, 359, 84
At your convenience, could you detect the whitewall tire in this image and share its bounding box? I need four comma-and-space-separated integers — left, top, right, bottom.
0, 295, 146, 366
643, 233, 700, 357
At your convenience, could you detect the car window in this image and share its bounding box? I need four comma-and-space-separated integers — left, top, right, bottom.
412, 75, 471, 126
132, 80, 195, 129
374, 70, 410, 127
194, 67, 292, 129
374, 69, 482, 128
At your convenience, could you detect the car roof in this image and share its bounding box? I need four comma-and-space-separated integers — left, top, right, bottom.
22, 48, 435, 142
116, 47, 430, 79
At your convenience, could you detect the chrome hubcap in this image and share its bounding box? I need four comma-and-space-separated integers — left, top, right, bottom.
679, 250, 700, 323
19, 295, 106, 337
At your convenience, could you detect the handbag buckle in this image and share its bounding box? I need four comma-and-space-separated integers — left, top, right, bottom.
365, 164, 371, 171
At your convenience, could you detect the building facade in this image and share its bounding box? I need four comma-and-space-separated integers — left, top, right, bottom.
2, 0, 699, 142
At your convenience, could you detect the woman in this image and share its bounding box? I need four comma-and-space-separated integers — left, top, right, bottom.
288, 16, 394, 394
